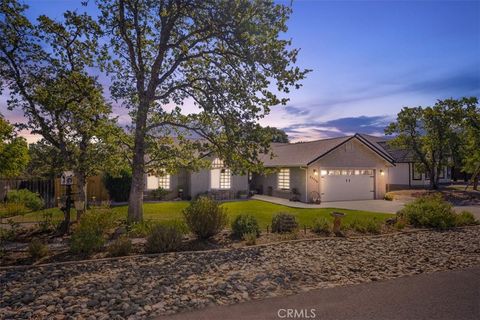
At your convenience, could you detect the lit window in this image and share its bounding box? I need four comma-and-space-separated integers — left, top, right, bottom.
211, 158, 224, 168
412, 163, 422, 180
158, 174, 170, 190
320, 170, 328, 176
220, 169, 231, 189
278, 168, 290, 190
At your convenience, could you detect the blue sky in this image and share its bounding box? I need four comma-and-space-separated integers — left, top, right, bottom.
1, 0, 479, 142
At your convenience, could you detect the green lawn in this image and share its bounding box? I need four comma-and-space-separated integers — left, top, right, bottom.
3, 200, 392, 229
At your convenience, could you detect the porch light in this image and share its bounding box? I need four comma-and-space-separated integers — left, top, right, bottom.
380, 169, 385, 176
313, 169, 318, 176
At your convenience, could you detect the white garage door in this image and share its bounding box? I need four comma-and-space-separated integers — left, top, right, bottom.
320, 169, 374, 202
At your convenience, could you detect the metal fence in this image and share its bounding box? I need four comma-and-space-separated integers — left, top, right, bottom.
0, 178, 56, 208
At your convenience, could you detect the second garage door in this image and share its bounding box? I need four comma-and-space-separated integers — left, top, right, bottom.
320, 169, 375, 202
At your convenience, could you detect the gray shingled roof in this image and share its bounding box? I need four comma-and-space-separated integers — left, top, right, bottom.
261, 133, 411, 167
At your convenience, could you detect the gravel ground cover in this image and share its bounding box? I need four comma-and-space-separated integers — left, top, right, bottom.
1, 226, 479, 319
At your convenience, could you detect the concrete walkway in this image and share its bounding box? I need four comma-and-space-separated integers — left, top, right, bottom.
159, 267, 480, 320
252, 195, 405, 213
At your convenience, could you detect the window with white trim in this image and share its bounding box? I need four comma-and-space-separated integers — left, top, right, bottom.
278, 168, 290, 190
158, 174, 170, 190
220, 169, 231, 189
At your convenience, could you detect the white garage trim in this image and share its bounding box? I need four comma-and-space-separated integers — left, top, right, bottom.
320, 168, 375, 202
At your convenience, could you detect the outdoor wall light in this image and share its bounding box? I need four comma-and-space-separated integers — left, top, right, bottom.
313, 169, 318, 176
380, 169, 385, 176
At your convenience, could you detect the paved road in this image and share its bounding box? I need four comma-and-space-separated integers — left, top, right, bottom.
159, 267, 480, 320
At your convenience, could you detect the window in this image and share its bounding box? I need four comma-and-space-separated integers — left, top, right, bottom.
325, 169, 373, 176
412, 163, 422, 180
438, 167, 445, 179
278, 168, 290, 190
210, 158, 231, 189
158, 174, 170, 190
220, 169, 231, 189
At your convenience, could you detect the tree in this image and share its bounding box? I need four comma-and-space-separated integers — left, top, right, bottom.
265, 126, 289, 143
0, 115, 29, 178
385, 99, 462, 189
0, 0, 123, 231
96, 0, 308, 222
457, 97, 480, 190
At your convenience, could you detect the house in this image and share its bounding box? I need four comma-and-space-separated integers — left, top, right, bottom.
144, 133, 451, 203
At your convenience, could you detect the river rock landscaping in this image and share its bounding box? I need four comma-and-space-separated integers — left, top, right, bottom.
1, 226, 479, 319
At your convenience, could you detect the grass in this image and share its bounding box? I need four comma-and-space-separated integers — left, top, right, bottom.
2, 200, 392, 229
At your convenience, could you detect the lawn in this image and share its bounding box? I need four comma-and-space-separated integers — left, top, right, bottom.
3, 200, 392, 229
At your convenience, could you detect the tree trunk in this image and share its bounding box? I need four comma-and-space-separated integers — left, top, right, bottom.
75, 172, 87, 221
429, 167, 438, 190
127, 101, 148, 223
474, 176, 479, 191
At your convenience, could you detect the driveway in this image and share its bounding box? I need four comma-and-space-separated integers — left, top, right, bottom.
159, 267, 480, 320
252, 195, 480, 218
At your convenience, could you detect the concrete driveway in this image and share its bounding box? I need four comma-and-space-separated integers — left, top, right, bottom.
159, 267, 480, 320
252, 195, 480, 218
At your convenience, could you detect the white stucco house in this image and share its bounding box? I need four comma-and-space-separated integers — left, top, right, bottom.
144, 133, 451, 203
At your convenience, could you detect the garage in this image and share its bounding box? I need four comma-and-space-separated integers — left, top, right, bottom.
320, 169, 375, 202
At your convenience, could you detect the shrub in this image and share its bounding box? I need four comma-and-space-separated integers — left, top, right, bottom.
38, 210, 58, 232
102, 169, 132, 202
455, 211, 478, 226
395, 218, 407, 230
145, 224, 184, 253
28, 239, 49, 260
183, 197, 228, 239
271, 213, 298, 233
128, 220, 159, 237
0, 219, 20, 241
6, 189, 44, 211
311, 217, 331, 234
107, 236, 132, 257
384, 193, 394, 201
70, 210, 114, 255
343, 218, 381, 234
231, 214, 260, 239
243, 232, 257, 246
398, 194, 456, 230
151, 187, 170, 200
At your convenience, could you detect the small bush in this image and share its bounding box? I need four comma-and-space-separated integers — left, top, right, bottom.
7, 189, 44, 211
145, 224, 184, 253
231, 214, 260, 238
38, 210, 58, 232
455, 211, 478, 226
0, 219, 20, 241
128, 220, 159, 237
384, 193, 394, 201
243, 232, 257, 246
28, 239, 49, 260
183, 197, 228, 239
311, 217, 331, 234
343, 218, 381, 234
398, 194, 456, 230
365, 218, 382, 234
151, 187, 170, 200
107, 236, 132, 257
394, 218, 407, 230
271, 213, 298, 233
70, 210, 114, 255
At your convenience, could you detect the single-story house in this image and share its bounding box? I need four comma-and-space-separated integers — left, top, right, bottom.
145, 133, 451, 203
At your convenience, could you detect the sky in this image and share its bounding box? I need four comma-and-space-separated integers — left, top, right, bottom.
1, 0, 479, 143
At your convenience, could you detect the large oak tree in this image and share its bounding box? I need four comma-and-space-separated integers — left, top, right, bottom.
95, 0, 308, 221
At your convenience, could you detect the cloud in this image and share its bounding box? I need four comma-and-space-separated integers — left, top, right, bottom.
283, 115, 393, 142
284, 105, 310, 116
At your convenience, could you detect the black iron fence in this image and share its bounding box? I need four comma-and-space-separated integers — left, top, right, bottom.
0, 178, 56, 208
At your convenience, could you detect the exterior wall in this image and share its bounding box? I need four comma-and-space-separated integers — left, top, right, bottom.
251, 167, 307, 201
388, 163, 451, 190
144, 169, 189, 200
55, 175, 110, 203
308, 139, 390, 201
189, 168, 248, 199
